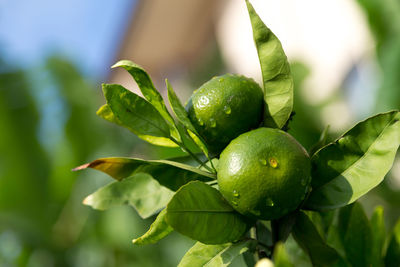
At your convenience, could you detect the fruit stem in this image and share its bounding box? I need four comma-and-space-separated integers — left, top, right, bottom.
173, 139, 215, 173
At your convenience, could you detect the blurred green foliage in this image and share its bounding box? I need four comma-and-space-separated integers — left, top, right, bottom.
1, 1, 400, 265
0, 57, 193, 267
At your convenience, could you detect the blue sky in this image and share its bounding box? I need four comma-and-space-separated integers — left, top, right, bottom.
0, 0, 136, 79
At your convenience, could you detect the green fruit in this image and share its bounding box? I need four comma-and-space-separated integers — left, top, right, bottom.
186, 74, 264, 155
217, 127, 311, 220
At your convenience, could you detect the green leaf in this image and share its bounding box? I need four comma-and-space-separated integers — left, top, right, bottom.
83, 173, 174, 219
132, 209, 173, 245
102, 83, 171, 138
97, 104, 178, 147
292, 211, 341, 267
273, 211, 298, 243
74, 157, 215, 191
112, 60, 180, 141
178, 240, 255, 267
246, 0, 293, 129
305, 111, 400, 210
166, 79, 210, 157
370, 206, 386, 267
166, 181, 249, 244
384, 218, 400, 267
337, 202, 372, 267
242, 251, 257, 267
273, 242, 294, 267
256, 221, 273, 247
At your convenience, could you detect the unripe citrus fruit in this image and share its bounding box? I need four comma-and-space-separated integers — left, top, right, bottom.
217, 127, 311, 220
186, 74, 263, 155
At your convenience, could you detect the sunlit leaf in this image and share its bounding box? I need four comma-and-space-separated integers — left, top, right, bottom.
112, 60, 181, 141
132, 209, 173, 245
178, 240, 255, 267
305, 111, 400, 210
292, 211, 341, 267
246, 0, 293, 129
74, 157, 215, 191
83, 173, 173, 219
166, 181, 249, 244
97, 104, 178, 147
102, 83, 171, 138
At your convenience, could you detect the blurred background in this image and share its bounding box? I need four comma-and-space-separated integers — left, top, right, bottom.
0, 0, 399, 266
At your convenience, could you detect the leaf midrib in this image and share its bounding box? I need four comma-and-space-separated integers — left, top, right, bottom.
121, 100, 170, 137
317, 116, 397, 190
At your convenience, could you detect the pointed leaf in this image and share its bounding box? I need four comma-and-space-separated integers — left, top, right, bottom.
166, 181, 249, 244
132, 209, 173, 245
305, 111, 400, 210
102, 83, 171, 138
74, 157, 215, 191
112, 60, 180, 141
337, 202, 372, 267
97, 104, 178, 147
246, 0, 293, 129
273, 242, 294, 267
83, 173, 173, 219
178, 240, 255, 267
166, 79, 210, 157
292, 211, 341, 267
370, 206, 386, 267
385, 218, 400, 267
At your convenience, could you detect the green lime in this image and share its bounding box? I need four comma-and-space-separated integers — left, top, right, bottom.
186, 74, 264, 155
217, 127, 311, 220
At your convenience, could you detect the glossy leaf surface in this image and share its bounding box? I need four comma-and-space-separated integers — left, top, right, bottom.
112, 60, 180, 141
166, 181, 248, 244
102, 83, 171, 138
97, 104, 178, 147
246, 0, 293, 129
306, 111, 400, 210
292, 211, 340, 267
132, 209, 173, 245
178, 240, 255, 267
83, 173, 173, 219
74, 157, 215, 191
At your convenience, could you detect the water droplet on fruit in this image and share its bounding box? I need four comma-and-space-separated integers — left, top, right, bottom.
231, 200, 238, 206
269, 158, 278, 168
224, 106, 231, 114
233, 190, 240, 198
259, 159, 267, 165
266, 198, 274, 207
209, 119, 216, 128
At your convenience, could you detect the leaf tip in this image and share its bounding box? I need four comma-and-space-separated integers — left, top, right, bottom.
83, 195, 94, 206
111, 60, 126, 69
72, 163, 90, 172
